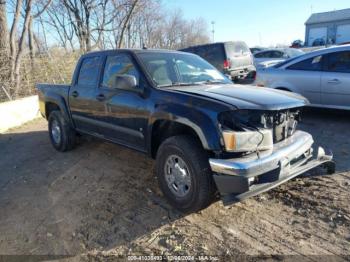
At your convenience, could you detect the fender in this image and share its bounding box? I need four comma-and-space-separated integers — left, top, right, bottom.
147, 102, 223, 153
270, 81, 299, 93
43, 90, 72, 124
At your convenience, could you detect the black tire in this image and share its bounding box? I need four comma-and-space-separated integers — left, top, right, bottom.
156, 135, 216, 213
48, 110, 76, 152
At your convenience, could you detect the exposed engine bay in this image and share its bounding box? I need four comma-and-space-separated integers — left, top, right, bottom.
218, 108, 301, 144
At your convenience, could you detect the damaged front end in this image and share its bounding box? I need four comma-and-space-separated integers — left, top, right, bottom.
210, 108, 335, 205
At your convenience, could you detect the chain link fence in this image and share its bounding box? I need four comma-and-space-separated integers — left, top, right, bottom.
0, 49, 80, 102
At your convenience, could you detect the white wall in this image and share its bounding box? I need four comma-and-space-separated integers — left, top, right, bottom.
0, 96, 40, 133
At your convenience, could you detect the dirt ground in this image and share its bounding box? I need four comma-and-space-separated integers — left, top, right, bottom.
0, 109, 349, 261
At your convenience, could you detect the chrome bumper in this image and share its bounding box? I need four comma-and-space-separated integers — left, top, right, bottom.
210, 131, 327, 177
209, 131, 334, 205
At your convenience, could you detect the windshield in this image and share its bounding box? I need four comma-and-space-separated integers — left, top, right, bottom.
137, 52, 232, 88
226, 41, 250, 56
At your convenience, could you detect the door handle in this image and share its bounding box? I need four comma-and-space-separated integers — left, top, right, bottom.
71, 91, 79, 97
327, 79, 341, 84
96, 94, 105, 101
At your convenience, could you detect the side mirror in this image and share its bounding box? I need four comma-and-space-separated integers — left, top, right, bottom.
112, 74, 139, 92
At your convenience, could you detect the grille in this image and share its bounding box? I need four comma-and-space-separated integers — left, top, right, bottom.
270, 112, 298, 143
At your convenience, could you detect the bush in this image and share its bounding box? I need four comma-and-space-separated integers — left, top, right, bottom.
0, 48, 80, 102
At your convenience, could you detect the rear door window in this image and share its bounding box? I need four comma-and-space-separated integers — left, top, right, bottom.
77, 56, 102, 86
325, 51, 350, 73
226, 42, 249, 55
287, 55, 323, 71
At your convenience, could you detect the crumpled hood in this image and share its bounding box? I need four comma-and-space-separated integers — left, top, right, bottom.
168, 84, 309, 110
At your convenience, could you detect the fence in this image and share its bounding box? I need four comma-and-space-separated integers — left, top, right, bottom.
0, 49, 80, 102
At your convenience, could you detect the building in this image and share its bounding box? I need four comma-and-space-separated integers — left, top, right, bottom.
305, 8, 350, 46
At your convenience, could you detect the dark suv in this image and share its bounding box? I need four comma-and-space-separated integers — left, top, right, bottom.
180, 41, 256, 81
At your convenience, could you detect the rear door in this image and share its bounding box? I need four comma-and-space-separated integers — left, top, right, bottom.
283, 55, 324, 104
321, 51, 350, 108
69, 56, 103, 134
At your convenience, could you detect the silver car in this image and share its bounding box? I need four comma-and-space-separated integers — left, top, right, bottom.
255, 45, 350, 110
254, 48, 304, 69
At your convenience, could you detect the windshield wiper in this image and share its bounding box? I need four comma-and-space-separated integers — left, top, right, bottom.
197, 80, 227, 85
157, 82, 201, 88
157, 80, 227, 88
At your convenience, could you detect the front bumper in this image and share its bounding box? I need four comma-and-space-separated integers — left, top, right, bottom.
209, 131, 334, 205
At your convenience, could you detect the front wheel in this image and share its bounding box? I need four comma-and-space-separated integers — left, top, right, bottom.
156, 135, 216, 213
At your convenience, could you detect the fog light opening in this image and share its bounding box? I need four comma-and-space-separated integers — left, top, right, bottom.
248, 177, 256, 186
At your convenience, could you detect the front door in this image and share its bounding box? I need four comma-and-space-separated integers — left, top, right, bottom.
96, 53, 149, 152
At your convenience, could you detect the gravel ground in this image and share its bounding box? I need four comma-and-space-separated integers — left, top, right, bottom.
0, 109, 349, 261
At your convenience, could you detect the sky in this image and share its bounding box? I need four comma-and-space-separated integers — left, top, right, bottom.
166, 0, 350, 47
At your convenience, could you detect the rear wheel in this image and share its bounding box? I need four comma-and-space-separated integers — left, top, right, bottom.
48, 110, 76, 152
156, 135, 216, 213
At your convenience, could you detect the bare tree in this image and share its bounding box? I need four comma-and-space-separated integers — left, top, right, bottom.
9, 0, 22, 80
61, 0, 129, 52
117, 0, 139, 48
28, 0, 52, 59
13, 0, 33, 94
44, 1, 75, 50
0, 0, 9, 53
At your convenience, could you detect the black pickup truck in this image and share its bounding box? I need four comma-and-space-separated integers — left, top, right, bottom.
36, 49, 334, 212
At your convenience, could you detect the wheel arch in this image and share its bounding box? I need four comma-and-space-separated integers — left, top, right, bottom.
149, 119, 219, 159
43, 92, 71, 123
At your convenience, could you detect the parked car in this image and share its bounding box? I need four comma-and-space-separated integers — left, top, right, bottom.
255, 45, 350, 110
36, 49, 334, 212
290, 40, 304, 48
250, 47, 266, 54
254, 48, 304, 69
312, 38, 326, 47
291, 40, 304, 48
180, 41, 256, 81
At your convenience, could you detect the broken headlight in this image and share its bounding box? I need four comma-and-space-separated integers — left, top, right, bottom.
218, 109, 301, 152
218, 110, 273, 153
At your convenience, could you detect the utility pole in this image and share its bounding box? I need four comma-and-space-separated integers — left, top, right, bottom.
211, 21, 215, 43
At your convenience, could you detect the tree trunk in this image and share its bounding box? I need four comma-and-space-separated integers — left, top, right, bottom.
14, 0, 33, 97
0, 0, 9, 54
10, 0, 23, 82
118, 0, 139, 49
28, 16, 35, 68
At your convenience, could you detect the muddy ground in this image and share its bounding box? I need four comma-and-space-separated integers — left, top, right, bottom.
0, 109, 349, 261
